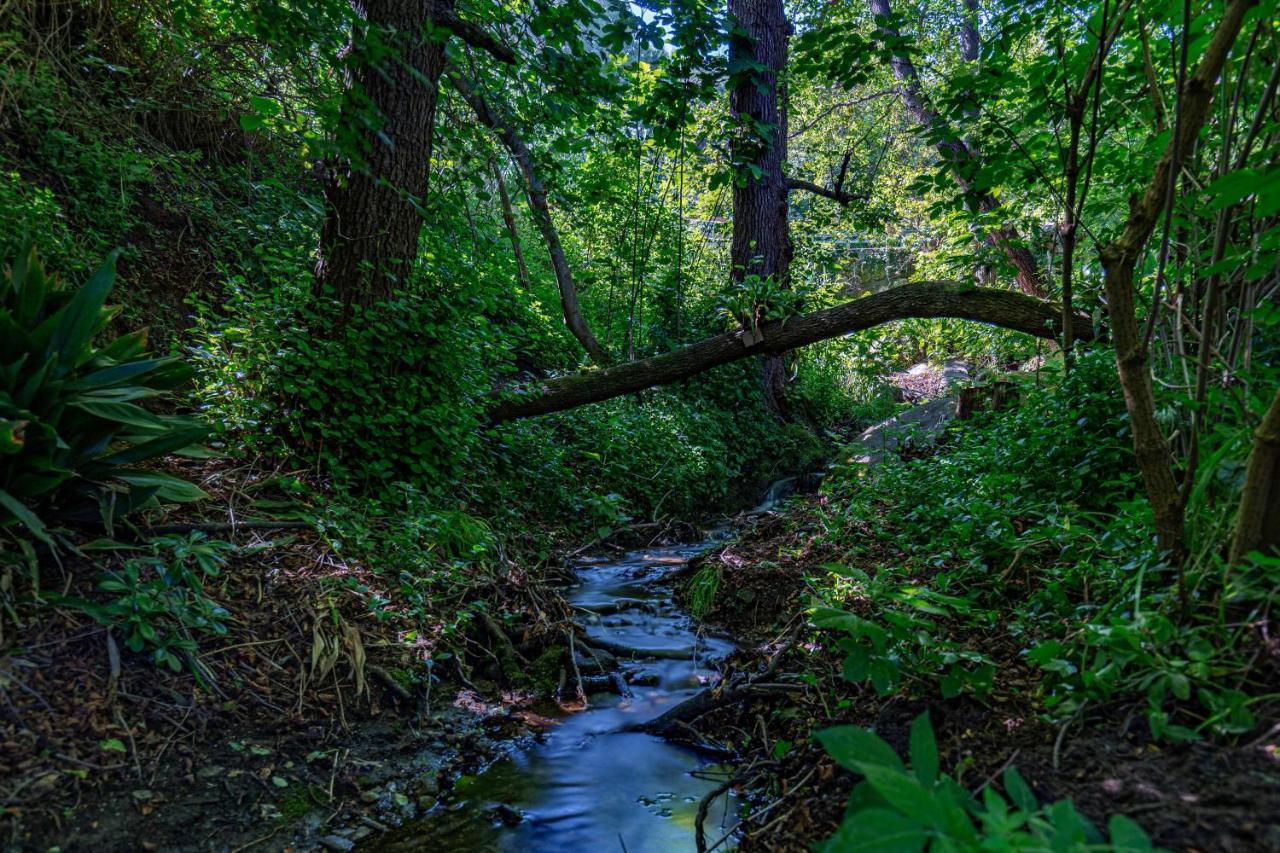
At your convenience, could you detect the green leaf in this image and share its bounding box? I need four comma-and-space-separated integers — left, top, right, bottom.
1108, 814, 1155, 850
0, 488, 53, 546
869, 657, 899, 695
114, 471, 209, 503
812, 606, 888, 649
102, 425, 209, 466
69, 399, 164, 430
857, 764, 948, 830
0, 419, 25, 454
1002, 766, 1039, 814
816, 726, 905, 774
908, 713, 939, 785
47, 251, 118, 366
821, 807, 927, 853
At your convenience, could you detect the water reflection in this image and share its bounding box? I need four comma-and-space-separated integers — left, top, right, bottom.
378, 544, 739, 852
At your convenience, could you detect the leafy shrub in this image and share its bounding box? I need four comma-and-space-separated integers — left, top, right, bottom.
812, 567, 997, 699
55, 533, 234, 674
0, 248, 207, 548
809, 349, 1271, 741
817, 713, 1159, 851
195, 268, 493, 487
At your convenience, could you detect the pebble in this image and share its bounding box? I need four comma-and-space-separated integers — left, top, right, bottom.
318, 835, 356, 852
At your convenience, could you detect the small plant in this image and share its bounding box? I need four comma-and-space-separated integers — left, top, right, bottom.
0, 247, 208, 548
718, 271, 806, 333
811, 570, 997, 698
817, 713, 1160, 851
687, 564, 721, 620
69, 533, 234, 673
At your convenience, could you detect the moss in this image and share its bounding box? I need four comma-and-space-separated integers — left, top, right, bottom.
276, 784, 323, 822
530, 645, 566, 693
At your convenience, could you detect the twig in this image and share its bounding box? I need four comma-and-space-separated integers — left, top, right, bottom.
971, 749, 1020, 795
696, 775, 737, 853
1053, 701, 1088, 770
140, 520, 312, 536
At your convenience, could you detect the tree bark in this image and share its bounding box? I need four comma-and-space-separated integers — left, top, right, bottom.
450, 72, 611, 365
491, 158, 532, 290
1230, 388, 1280, 565
489, 282, 1089, 421
729, 0, 793, 416
314, 0, 455, 309
1097, 0, 1255, 559
867, 0, 1046, 298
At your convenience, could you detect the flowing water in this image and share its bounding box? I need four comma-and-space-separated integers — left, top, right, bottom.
379, 539, 740, 852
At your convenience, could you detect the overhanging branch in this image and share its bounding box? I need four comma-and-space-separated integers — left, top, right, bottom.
786, 177, 862, 205
489, 282, 1091, 421
433, 12, 516, 65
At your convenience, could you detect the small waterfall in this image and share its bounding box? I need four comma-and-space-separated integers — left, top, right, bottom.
752, 476, 798, 512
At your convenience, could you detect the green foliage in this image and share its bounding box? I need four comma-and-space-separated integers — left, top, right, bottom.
485, 362, 828, 527
64, 533, 234, 673
817, 713, 1160, 852
196, 268, 491, 487
810, 351, 1272, 739
0, 248, 207, 548
718, 272, 805, 330
812, 572, 996, 699
687, 564, 721, 620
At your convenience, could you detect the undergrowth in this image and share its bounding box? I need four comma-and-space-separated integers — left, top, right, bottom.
809, 349, 1277, 743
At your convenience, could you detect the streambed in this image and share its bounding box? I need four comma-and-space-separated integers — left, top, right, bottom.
376, 540, 741, 852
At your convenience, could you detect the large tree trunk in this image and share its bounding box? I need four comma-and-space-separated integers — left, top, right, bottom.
314, 0, 454, 309
1230, 387, 1280, 564
867, 0, 1046, 298
450, 72, 611, 365
729, 0, 793, 415
1097, 0, 1254, 560
489, 282, 1089, 421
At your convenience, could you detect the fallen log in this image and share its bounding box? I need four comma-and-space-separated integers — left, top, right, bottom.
488, 282, 1092, 421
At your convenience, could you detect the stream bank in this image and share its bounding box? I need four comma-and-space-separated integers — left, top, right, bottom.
374, 540, 741, 851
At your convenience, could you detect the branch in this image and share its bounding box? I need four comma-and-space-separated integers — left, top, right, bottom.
785, 177, 863, 205
433, 12, 516, 65
449, 70, 612, 365
488, 282, 1091, 421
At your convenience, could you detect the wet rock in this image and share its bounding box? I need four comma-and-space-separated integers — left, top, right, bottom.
319, 835, 356, 852
491, 803, 524, 826
574, 645, 617, 674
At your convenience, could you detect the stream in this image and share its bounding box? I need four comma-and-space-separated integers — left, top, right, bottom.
378, 537, 741, 852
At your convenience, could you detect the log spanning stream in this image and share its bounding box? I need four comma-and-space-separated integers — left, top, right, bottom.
381, 538, 741, 851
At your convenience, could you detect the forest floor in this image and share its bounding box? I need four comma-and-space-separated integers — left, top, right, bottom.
12, 374, 1278, 852
2, 455, 611, 852
675, 493, 1280, 852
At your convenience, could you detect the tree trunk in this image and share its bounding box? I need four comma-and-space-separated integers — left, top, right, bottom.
450, 72, 611, 365
729, 0, 793, 415
314, 0, 454, 309
1230, 387, 1280, 564
1097, 0, 1254, 560
868, 0, 1046, 298
491, 159, 532, 290
489, 282, 1089, 421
